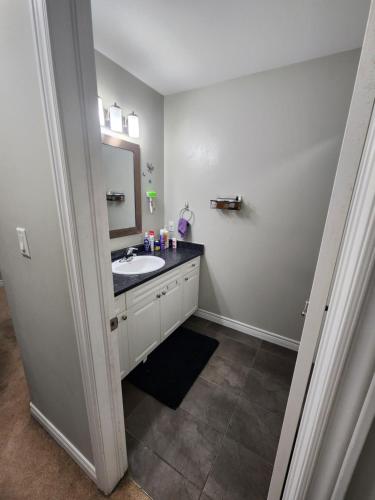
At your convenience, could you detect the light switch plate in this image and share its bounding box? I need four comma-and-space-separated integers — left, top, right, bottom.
16, 227, 31, 258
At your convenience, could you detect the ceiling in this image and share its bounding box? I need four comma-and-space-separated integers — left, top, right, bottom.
91, 0, 370, 96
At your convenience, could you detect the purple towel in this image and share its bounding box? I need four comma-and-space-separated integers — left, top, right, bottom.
178, 218, 189, 238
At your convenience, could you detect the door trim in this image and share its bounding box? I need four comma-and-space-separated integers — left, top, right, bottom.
283, 102, 375, 499
29, 0, 126, 493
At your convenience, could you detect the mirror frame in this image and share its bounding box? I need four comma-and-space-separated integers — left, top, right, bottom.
101, 133, 142, 238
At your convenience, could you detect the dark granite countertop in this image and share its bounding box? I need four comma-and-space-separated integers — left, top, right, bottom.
112, 241, 204, 296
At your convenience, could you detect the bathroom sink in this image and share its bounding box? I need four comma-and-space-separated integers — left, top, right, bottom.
112, 255, 165, 275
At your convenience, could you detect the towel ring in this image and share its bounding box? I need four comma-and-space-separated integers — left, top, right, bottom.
179, 205, 193, 222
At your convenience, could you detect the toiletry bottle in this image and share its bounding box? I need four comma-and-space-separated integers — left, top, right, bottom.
144, 232, 150, 252
149, 230, 155, 252
155, 239, 161, 252
164, 225, 169, 249
160, 229, 165, 250
172, 238, 177, 249
168, 221, 175, 244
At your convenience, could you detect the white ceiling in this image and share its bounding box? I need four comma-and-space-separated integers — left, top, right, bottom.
91, 0, 370, 96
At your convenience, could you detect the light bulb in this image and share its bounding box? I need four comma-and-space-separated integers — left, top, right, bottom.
97, 96, 105, 127
127, 112, 139, 138
109, 103, 123, 132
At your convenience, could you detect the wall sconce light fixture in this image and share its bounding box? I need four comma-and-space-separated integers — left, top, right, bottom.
127, 112, 140, 138
109, 102, 123, 132
98, 96, 105, 127
99, 99, 140, 138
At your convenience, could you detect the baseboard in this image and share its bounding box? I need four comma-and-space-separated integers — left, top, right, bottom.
30, 402, 96, 482
0, 280, 4, 288
195, 308, 300, 351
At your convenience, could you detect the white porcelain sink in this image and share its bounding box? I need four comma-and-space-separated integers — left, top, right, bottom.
112, 255, 165, 275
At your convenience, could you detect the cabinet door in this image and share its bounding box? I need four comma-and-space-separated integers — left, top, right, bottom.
182, 268, 200, 320
128, 290, 160, 368
160, 277, 182, 340
118, 312, 130, 378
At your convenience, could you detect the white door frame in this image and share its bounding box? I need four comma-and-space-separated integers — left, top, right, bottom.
268, 2, 375, 497
331, 374, 375, 500
29, 0, 126, 494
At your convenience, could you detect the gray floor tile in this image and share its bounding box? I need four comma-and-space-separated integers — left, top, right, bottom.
200, 353, 251, 394
203, 436, 273, 500
198, 324, 225, 341
183, 316, 212, 334
126, 433, 200, 500
252, 349, 296, 386
213, 335, 257, 366
242, 368, 290, 414
260, 341, 298, 363
206, 323, 262, 350
227, 396, 283, 463
127, 396, 223, 489
199, 494, 212, 500
122, 379, 147, 418
181, 377, 239, 433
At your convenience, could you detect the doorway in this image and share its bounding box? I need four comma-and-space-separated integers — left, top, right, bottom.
24, 1, 375, 498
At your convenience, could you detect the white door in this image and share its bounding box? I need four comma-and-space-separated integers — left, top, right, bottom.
268, 15, 375, 498
118, 313, 130, 378
182, 268, 199, 320
128, 290, 160, 368
160, 277, 182, 339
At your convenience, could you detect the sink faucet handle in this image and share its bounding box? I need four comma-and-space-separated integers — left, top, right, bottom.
126, 247, 138, 256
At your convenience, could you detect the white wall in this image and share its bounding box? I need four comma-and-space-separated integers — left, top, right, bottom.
0, 1, 92, 461
95, 51, 164, 251
164, 50, 359, 342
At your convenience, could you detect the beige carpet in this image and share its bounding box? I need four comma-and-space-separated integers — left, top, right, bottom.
0, 287, 149, 500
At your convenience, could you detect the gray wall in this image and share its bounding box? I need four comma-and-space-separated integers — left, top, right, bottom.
345, 420, 375, 500
95, 51, 164, 251
164, 50, 359, 341
307, 266, 375, 499
0, 1, 92, 462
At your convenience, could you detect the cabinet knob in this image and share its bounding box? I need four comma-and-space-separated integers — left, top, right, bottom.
192, 263, 196, 267
185, 277, 189, 281
162, 291, 167, 295
156, 294, 161, 298
121, 315, 127, 321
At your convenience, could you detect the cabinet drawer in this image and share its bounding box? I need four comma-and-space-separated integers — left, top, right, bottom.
114, 293, 126, 315
181, 257, 200, 275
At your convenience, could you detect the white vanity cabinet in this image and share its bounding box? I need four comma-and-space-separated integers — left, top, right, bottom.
114, 294, 130, 378
118, 312, 130, 377
160, 275, 182, 340
182, 267, 200, 320
127, 288, 161, 368
115, 256, 200, 377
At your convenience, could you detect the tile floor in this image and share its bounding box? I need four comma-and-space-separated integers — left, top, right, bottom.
123, 316, 297, 500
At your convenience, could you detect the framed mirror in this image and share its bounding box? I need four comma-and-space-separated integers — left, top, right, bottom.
101, 134, 142, 238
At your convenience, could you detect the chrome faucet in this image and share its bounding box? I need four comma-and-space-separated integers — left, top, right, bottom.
120, 247, 138, 263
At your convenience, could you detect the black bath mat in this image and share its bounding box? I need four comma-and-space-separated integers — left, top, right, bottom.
126, 327, 219, 410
